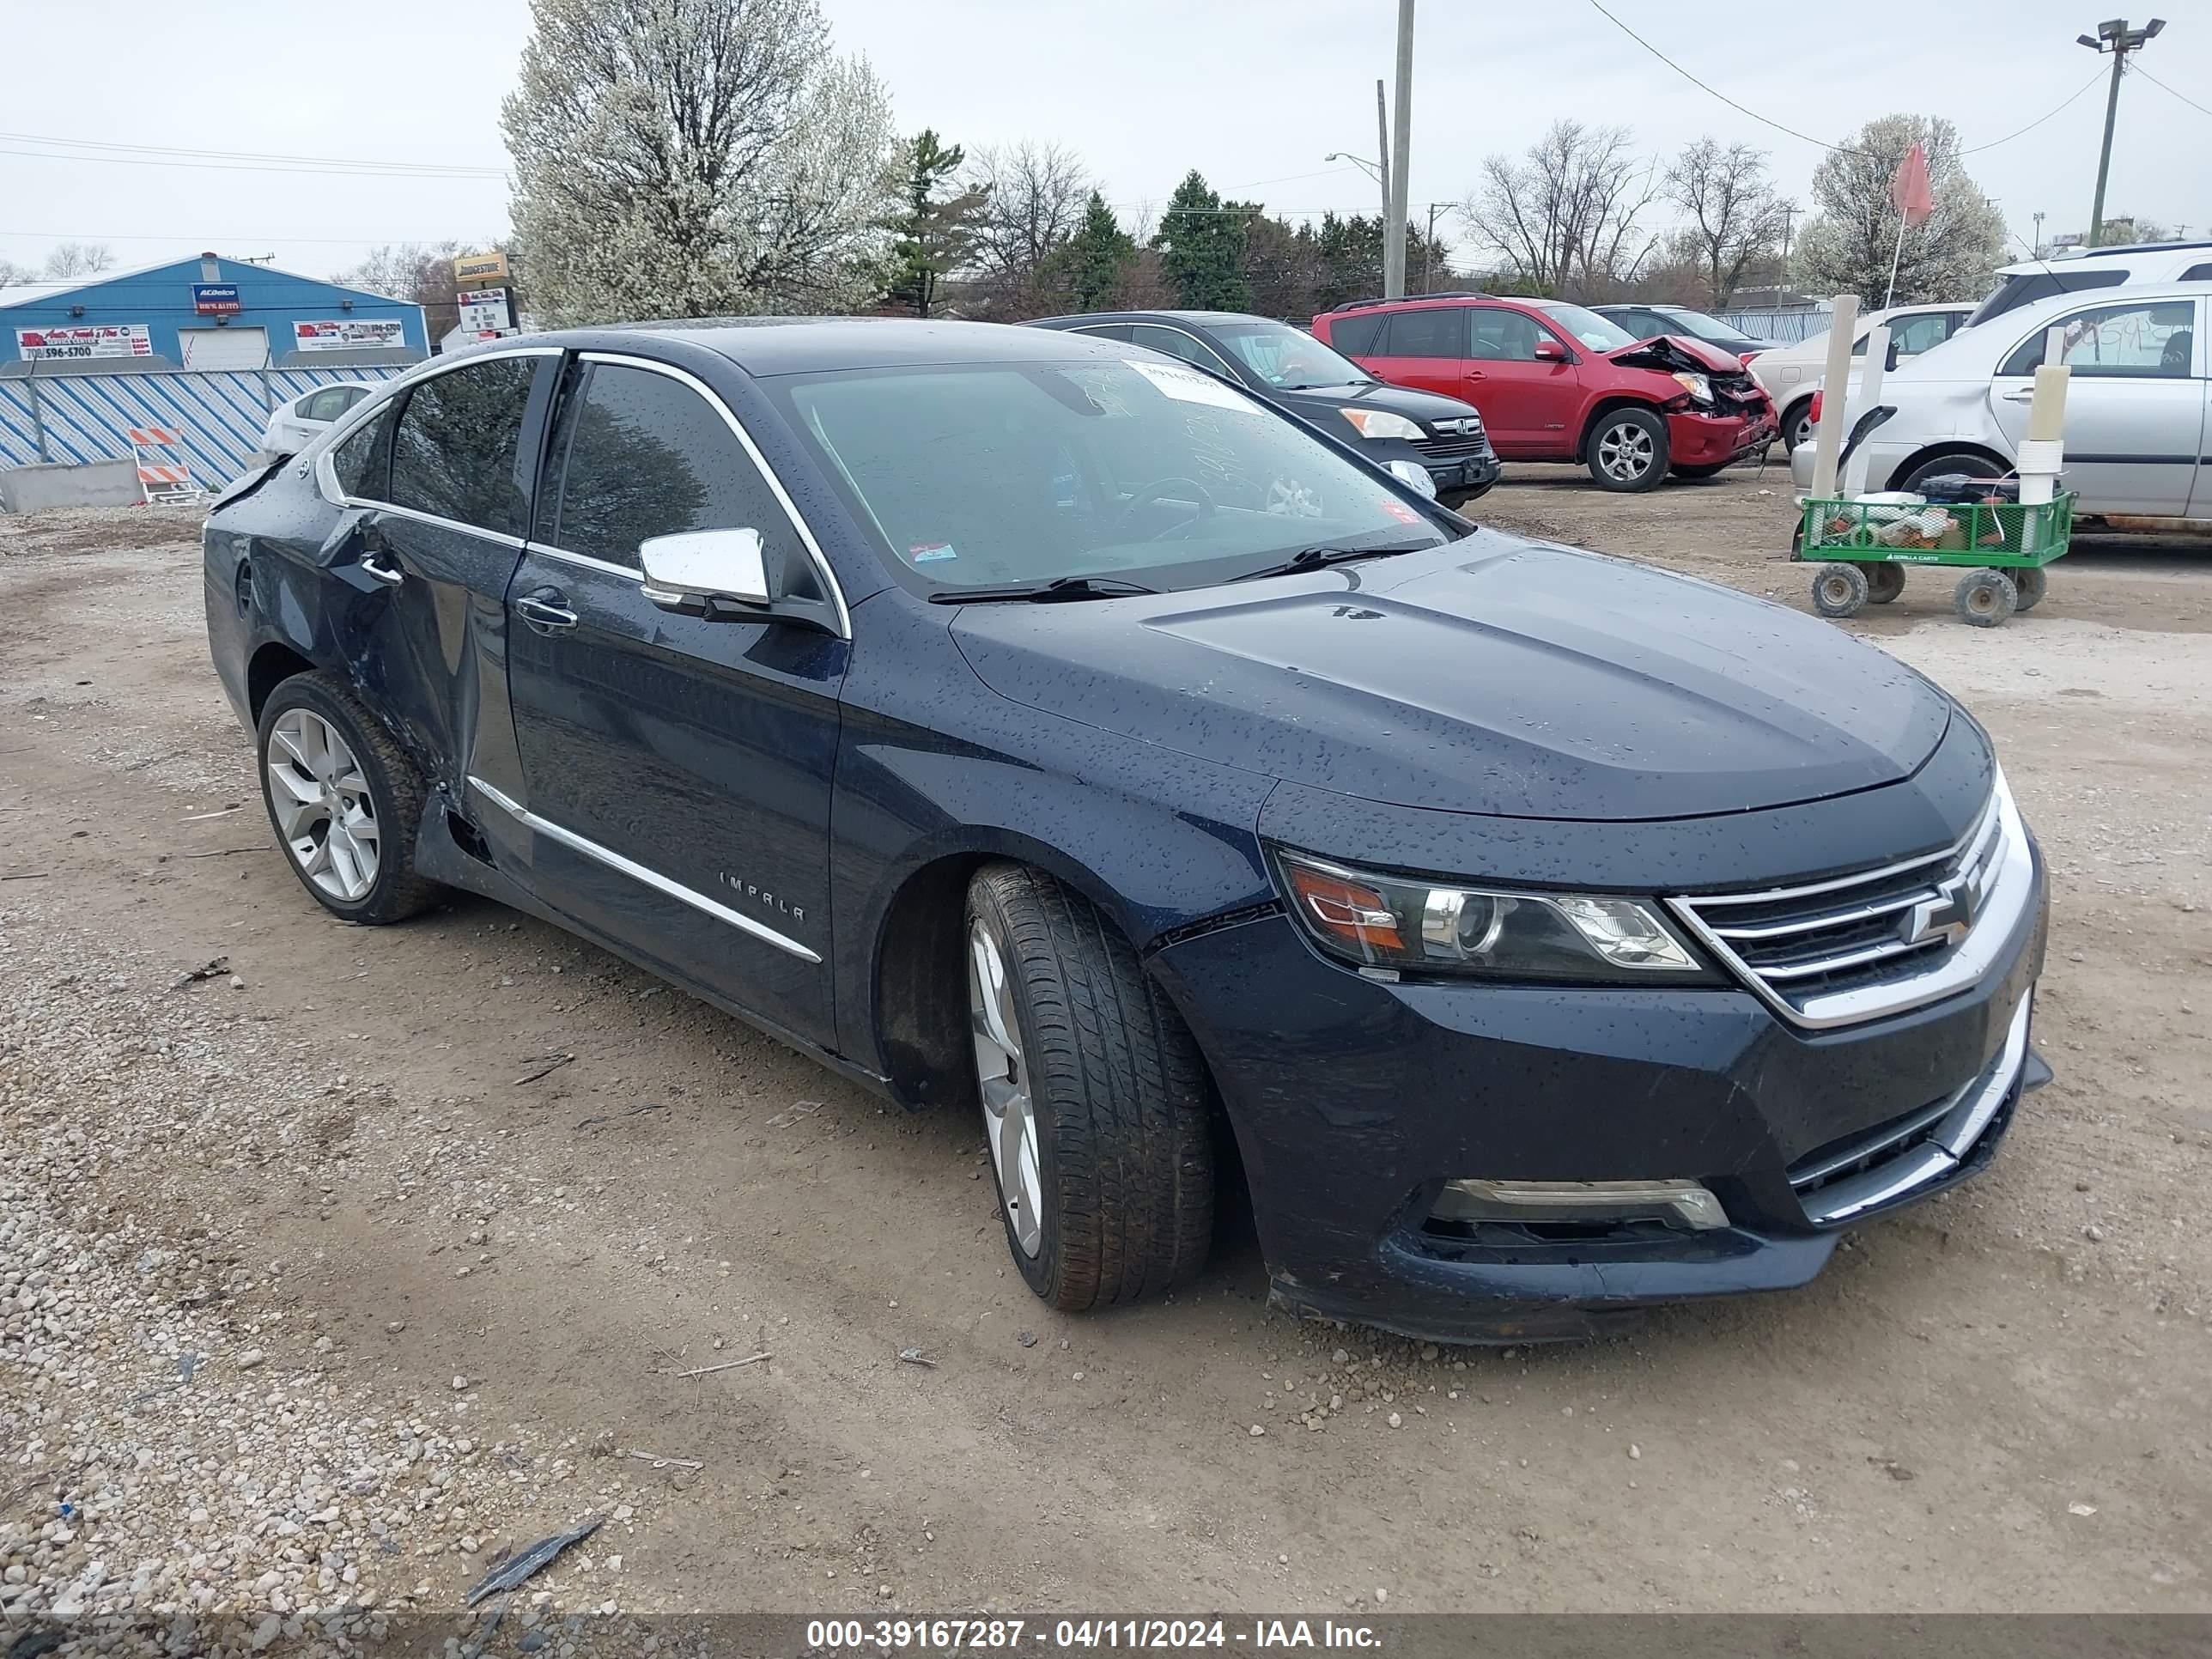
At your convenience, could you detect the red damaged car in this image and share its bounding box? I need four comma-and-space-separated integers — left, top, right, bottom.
1312, 293, 1778, 492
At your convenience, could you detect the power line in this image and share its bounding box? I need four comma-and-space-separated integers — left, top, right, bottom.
1960, 66, 2109, 152
0, 143, 506, 181
2132, 63, 2212, 119
0, 128, 505, 176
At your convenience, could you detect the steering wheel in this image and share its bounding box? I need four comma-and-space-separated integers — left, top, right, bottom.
1110, 477, 1218, 542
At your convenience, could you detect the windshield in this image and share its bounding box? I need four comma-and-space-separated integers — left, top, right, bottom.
772, 359, 1447, 594
1528, 301, 1638, 351
1207, 319, 1373, 390
1653, 307, 1759, 346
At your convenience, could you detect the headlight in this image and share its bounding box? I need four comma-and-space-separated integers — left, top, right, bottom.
1274, 851, 1711, 982
1670, 372, 1715, 405
1339, 409, 1427, 441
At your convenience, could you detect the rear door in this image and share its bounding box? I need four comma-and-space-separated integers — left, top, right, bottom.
1462, 307, 1584, 458
500, 351, 848, 1045
1986, 295, 2204, 517
331, 349, 554, 807
1364, 306, 1470, 403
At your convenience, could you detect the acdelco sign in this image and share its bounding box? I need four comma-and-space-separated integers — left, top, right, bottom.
452, 251, 510, 284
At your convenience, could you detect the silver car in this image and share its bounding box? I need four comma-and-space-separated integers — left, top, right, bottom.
1792, 281, 2209, 531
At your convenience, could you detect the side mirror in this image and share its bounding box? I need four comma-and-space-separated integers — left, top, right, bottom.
1532, 338, 1569, 363
640, 526, 771, 616
1885, 338, 1902, 372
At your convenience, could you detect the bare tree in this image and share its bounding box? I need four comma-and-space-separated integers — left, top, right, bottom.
967, 141, 1091, 313
332, 240, 483, 340
41, 242, 116, 280
1664, 138, 1785, 308
1459, 121, 1661, 298
0, 258, 37, 287
501, 0, 898, 324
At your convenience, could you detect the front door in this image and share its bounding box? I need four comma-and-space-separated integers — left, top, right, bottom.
1462, 307, 1584, 458
501, 354, 848, 1048
1987, 295, 2205, 518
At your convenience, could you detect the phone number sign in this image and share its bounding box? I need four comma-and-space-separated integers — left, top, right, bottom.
15, 324, 154, 362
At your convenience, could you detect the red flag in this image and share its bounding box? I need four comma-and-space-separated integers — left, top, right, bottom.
1891, 141, 1935, 228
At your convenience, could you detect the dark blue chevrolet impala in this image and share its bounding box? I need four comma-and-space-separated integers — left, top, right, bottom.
202, 319, 2049, 1343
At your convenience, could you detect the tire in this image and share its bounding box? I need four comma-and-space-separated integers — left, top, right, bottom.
1954, 568, 2017, 628
964, 864, 1213, 1310
257, 671, 440, 924
1812, 562, 1869, 617
2014, 565, 2048, 611
1864, 562, 1906, 605
1437, 482, 1492, 510
1781, 399, 1815, 454
1898, 450, 2005, 495
1585, 407, 1669, 492
1670, 461, 1730, 479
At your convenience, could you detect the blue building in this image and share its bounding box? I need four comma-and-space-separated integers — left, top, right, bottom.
0, 252, 428, 489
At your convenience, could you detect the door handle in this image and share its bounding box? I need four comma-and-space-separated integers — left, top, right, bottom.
2000, 389, 2036, 402
359, 552, 404, 587
515, 590, 580, 634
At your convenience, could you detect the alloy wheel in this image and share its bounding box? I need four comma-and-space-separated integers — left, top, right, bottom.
1596, 421, 1656, 483
969, 921, 1043, 1257
266, 708, 380, 902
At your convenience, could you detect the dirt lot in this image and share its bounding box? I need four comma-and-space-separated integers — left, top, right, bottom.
3, 467, 2208, 1630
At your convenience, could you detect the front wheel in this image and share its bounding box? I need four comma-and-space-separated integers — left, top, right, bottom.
257, 672, 440, 923
1954, 568, 2018, 628
964, 865, 1214, 1310
2014, 566, 2048, 611
1812, 562, 1869, 617
1586, 407, 1669, 492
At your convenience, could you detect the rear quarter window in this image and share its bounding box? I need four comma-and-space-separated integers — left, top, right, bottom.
1327, 313, 1385, 356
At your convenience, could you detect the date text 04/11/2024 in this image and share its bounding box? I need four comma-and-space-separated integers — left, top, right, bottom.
803, 1619, 1382, 1650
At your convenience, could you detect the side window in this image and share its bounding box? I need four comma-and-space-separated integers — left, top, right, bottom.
1468, 309, 1540, 362
1327, 312, 1385, 356
1997, 300, 2197, 379
331, 401, 397, 500
1070, 323, 1133, 343
303, 388, 347, 422
388, 356, 538, 536
2181, 263, 2212, 283
1882, 313, 1961, 356
1382, 307, 1466, 358
1130, 325, 1236, 378
547, 362, 817, 598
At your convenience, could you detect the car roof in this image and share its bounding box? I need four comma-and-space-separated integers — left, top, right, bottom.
1904, 279, 2211, 368
546, 317, 1144, 376
1994, 240, 2212, 275
1030, 310, 1273, 329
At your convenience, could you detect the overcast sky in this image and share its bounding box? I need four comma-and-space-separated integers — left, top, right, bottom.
4, 0, 2208, 287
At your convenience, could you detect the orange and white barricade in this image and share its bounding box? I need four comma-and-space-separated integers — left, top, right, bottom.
127, 425, 204, 506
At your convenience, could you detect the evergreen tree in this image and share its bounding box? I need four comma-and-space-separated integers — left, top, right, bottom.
884, 130, 988, 317
1154, 171, 1253, 311
1054, 191, 1137, 311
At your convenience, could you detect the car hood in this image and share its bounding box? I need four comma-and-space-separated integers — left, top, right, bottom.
1277, 380, 1485, 426
1608, 334, 1749, 374
949, 532, 1951, 822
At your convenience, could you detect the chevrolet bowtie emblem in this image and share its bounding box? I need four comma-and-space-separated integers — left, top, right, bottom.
1900, 873, 1977, 949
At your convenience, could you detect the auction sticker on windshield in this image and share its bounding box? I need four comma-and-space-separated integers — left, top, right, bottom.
1125, 359, 1261, 413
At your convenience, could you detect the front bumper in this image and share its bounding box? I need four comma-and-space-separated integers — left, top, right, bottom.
1668, 406, 1778, 467
1151, 848, 2047, 1345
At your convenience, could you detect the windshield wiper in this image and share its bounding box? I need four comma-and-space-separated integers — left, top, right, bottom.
1228, 541, 1434, 584
927, 574, 1160, 605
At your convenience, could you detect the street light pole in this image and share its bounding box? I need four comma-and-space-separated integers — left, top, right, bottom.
1384, 0, 1415, 298
2077, 17, 2164, 248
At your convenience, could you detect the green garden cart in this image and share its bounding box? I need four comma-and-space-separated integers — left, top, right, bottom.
1790, 489, 2075, 629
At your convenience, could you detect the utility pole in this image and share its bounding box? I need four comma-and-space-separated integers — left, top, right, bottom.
1424, 202, 1449, 292
2032, 210, 2046, 258
1384, 0, 1415, 298
1373, 82, 1392, 229
2077, 16, 2164, 247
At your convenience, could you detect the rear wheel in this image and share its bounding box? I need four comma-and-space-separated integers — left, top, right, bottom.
964, 864, 1214, 1310
1864, 562, 1906, 605
1812, 562, 1869, 617
1954, 568, 2017, 628
2014, 566, 2048, 611
1586, 407, 1669, 492
257, 672, 439, 924
1898, 450, 2005, 494
1781, 398, 1816, 453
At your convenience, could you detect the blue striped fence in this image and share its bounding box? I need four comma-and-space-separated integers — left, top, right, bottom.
0, 366, 404, 493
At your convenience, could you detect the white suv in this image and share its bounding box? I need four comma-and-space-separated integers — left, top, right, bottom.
1790, 281, 2208, 531
1754, 302, 1978, 451
1967, 241, 2212, 331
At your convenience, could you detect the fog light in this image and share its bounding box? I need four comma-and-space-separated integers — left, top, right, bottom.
1433, 1178, 1729, 1232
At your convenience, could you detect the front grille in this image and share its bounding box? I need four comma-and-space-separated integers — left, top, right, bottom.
1415, 433, 1491, 460
1668, 781, 2028, 1030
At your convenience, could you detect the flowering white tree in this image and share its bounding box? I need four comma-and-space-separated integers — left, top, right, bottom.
501, 0, 899, 325
1797, 116, 2007, 306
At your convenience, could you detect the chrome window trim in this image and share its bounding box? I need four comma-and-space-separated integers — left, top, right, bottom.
577, 350, 851, 639
1123, 321, 1243, 381
528, 543, 641, 581
468, 775, 821, 964
313, 343, 563, 514
1667, 778, 2034, 1032
341, 499, 528, 550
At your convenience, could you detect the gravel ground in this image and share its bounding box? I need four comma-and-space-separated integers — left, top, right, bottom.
2, 475, 2209, 1646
